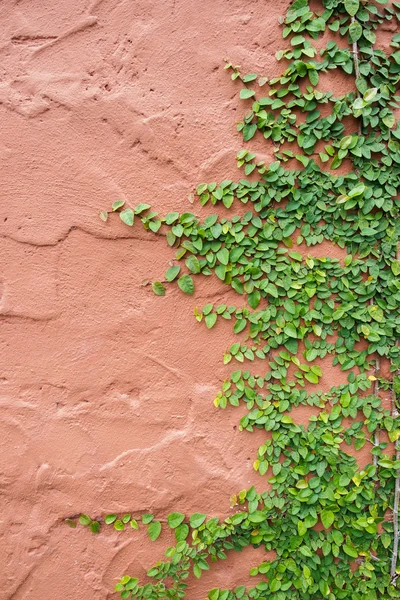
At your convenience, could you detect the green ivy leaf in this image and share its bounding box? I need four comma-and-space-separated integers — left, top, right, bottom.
391, 261, 400, 276
134, 203, 151, 214
167, 512, 185, 529
368, 304, 384, 323
205, 313, 217, 329
284, 323, 298, 339
178, 274, 195, 295
65, 518, 76, 528
348, 20, 362, 42
148, 521, 162, 541
298, 520, 307, 536
152, 281, 166, 296
190, 513, 207, 528
90, 521, 101, 534
343, 543, 358, 558
186, 255, 201, 274
120, 208, 134, 226
142, 514, 154, 525
344, 0, 359, 16
104, 514, 117, 525
175, 523, 189, 541
112, 200, 125, 211
240, 88, 256, 100
321, 510, 335, 529
165, 266, 181, 282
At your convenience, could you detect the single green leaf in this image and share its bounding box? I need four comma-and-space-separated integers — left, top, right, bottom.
178, 274, 195, 295
240, 88, 256, 100
142, 514, 154, 525
298, 520, 307, 536
165, 266, 180, 282
391, 261, 400, 276
364, 88, 378, 103
134, 203, 151, 214
105, 514, 117, 525
175, 523, 189, 541
284, 323, 298, 339
167, 512, 185, 529
344, 0, 359, 16
205, 313, 217, 329
90, 521, 101, 534
349, 20, 362, 42
120, 208, 134, 226
152, 281, 166, 296
321, 510, 335, 529
305, 371, 319, 384
148, 521, 162, 541
343, 543, 358, 558
190, 513, 207, 528
65, 518, 76, 528
217, 248, 230, 265
112, 200, 125, 211
186, 255, 201, 274
248, 290, 261, 310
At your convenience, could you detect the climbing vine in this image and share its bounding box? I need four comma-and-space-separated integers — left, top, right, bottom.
71, 0, 400, 598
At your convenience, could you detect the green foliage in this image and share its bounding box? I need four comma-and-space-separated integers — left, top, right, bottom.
72, 1, 400, 598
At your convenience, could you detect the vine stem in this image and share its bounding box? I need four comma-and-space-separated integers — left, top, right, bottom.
351, 16, 362, 137
351, 17, 361, 81
391, 391, 400, 582
391, 246, 400, 583
373, 358, 380, 467
370, 298, 380, 467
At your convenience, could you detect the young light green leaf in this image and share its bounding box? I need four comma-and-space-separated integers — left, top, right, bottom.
112, 200, 125, 211
343, 543, 358, 558
363, 88, 378, 103
120, 208, 134, 226
152, 282, 166, 296
240, 88, 256, 100
134, 203, 151, 214
321, 510, 335, 529
105, 514, 117, 525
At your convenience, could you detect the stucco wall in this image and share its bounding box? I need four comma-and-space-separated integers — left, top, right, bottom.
1, 1, 397, 599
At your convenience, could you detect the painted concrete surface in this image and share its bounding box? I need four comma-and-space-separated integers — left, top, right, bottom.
1, 0, 395, 598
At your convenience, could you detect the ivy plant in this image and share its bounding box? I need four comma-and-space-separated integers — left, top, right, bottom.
71, 1, 400, 598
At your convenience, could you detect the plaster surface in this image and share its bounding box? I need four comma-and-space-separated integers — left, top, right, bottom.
0, 0, 392, 598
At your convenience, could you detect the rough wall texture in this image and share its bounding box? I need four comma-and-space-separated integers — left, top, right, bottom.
0, 0, 385, 598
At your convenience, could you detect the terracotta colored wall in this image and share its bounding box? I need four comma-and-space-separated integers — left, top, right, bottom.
2, 1, 395, 599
